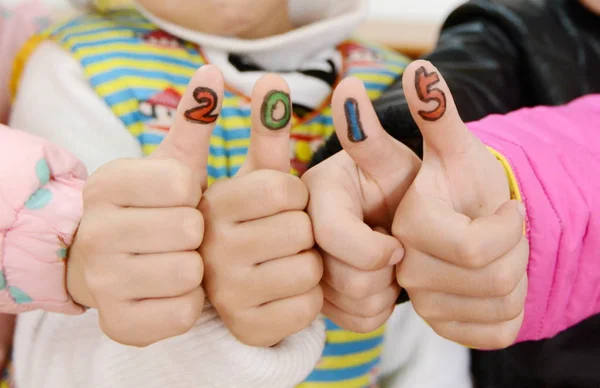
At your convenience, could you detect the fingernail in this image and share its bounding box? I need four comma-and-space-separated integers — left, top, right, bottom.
389, 247, 405, 266
517, 202, 526, 217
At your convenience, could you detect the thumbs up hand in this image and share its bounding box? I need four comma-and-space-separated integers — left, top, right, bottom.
303, 78, 421, 333
199, 75, 323, 347
393, 61, 528, 349
67, 65, 224, 347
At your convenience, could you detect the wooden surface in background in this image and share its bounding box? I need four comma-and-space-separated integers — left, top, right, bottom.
355, 20, 441, 58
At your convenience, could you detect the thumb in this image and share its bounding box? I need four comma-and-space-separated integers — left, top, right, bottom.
151, 65, 224, 183
401, 60, 476, 160
331, 77, 421, 205
332, 77, 419, 180
236, 74, 292, 176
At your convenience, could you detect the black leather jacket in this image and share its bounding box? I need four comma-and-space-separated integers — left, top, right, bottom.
311, 1, 600, 387
311, 0, 600, 162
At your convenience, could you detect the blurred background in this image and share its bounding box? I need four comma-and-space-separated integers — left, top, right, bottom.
2, 0, 467, 57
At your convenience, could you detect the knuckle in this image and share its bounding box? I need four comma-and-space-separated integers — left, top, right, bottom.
313, 219, 334, 248
361, 296, 389, 318
264, 172, 292, 208
165, 160, 197, 205
180, 209, 205, 247
175, 301, 200, 334
346, 274, 376, 300
84, 270, 113, 296
232, 327, 274, 347
208, 287, 235, 313
293, 288, 324, 328
411, 295, 437, 320
175, 253, 204, 289
299, 251, 323, 288
489, 262, 520, 297
352, 312, 390, 334
288, 212, 315, 250
490, 326, 519, 349
362, 248, 390, 271
498, 288, 526, 321
458, 238, 485, 268
74, 223, 101, 254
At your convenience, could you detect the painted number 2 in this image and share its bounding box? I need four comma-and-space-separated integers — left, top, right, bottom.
184, 87, 219, 124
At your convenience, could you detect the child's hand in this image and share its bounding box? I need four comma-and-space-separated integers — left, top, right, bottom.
303, 78, 421, 333
0, 313, 15, 371
393, 60, 528, 349
200, 75, 323, 347
67, 66, 225, 347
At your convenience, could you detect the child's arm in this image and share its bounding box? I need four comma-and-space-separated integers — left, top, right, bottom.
391, 59, 600, 348
0, 124, 86, 315
467, 93, 600, 343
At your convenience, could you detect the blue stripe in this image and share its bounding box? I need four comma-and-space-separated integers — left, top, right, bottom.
137, 133, 164, 145
325, 319, 341, 330
208, 165, 230, 179
304, 358, 380, 382
221, 107, 250, 118
363, 82, 389, 91
104, 88, 158, 106
72, 38, 144, 50
60, 26, 149, 42
321, 337, 384, 357
208, 146, 248, 157
90, 68, 193, 87
81, 52, 200, 69
121, 111, 148, 127
305, 115, 334, 126
223, 128, 251, 140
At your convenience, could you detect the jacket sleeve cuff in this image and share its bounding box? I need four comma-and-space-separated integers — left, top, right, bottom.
0, 134, 86, 315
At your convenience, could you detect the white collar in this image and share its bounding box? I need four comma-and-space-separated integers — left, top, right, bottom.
135, 0, 368, 70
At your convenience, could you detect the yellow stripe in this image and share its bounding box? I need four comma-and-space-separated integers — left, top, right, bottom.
367, 90, 383, 100
226, 138, 250, 149
62, 29, 141, 46
111, 99, 139, 117
229, 155, 247, 168
86, 58, 198, 78
74, 43, 201, 62
221, 117, 252, 130
94, 77, 183, 96
318, 345, 382, 369
128, 122, 145, 137
327, 325, 385, 344
297, 374, 372, 388
351, 73, 394, 83
54, 20, 121, 37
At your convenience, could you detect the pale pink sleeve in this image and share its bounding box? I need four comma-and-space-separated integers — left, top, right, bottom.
0, 124, 86, 315
466, 94, 600, 343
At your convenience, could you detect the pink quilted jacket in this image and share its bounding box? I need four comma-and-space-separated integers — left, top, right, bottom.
468, 94, 600, 342
0, 125, 85, 315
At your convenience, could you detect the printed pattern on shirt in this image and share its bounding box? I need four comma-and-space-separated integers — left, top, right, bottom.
15, 9, 410, 387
